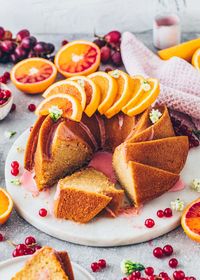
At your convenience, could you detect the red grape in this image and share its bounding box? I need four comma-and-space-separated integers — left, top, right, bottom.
111, 51, 122, 66
104, 30, 121, 44
100, 45, 111, 63
16, 29, 30, 42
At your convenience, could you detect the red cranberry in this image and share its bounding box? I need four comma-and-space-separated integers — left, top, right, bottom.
153, 247, 163, 258
11, 168, 19, 176
3, 71, 10, 80
145, 266, 154, 276
145, 218, 155, 228
128, 275, 136, 280
0, 27, 5, 39
25, 236, 36, 246
0, 76, 7, 84
28, 104, 36, 112
98, 259, 106, 268
3, 90, 11, 99
131, 271, 141, 278
164, 208, 172, 217
157, 209, 164, 218
148, 276, 156, 280
24, 247, 34, 255
62, 40, 69, 46
0, 233, 4, 241
188, 277, 196, 280
169, 258, 178, 268
11, 103, 16, 112
122, 278, 128, 280
16, 244, 27, 251
11, 161, 19, 169
173, 270, 185, 280
159, 272, 169, 277
39, 208, 47, 217
91, 262, 100, 272
34, 245, 42, 251
163, 244, 173, 256
12, 248, 24, 257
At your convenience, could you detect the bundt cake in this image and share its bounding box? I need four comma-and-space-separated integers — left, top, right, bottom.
54, 167, 124, 223
12, 246, 74, 280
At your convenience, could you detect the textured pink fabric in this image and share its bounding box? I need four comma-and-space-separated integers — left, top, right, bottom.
121, 31, 200, 128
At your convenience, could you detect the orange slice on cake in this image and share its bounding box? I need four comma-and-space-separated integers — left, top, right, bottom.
68, 76, 101, 117
35, 94, 83, 122
54, 40, 101, 77
10, 58, 57, 94
0, 188, 13, 225
88, 71, 118, 115
104, 70, 135, 118
181, 198, 200, 243
122, 75, 145, 114
192, 48, 200, 70
126, 78, 160, 116
42, 80, 86, 110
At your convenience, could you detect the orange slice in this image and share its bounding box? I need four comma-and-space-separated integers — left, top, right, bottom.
192, 48, 200, 70
54, 40, 101, 77
10, 58, 57, 94
122, 75, 145, 114
104, 70, 135, 118
42, 80, 86, 110
126, 78, 160, 116
35, 93, 83, 122
181, 198, 200, 243
157, 38, 200, 62
68, 76, 101, 117
0, 188, 13, 225
88, 71, 118, 115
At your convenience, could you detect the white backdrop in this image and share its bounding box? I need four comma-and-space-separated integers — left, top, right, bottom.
0, 0, 200, 34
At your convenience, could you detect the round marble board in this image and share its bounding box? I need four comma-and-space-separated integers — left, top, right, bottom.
5, 129, 200, 247
0, 256, 94, 280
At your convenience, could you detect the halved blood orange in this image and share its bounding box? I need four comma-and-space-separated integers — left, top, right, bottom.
68, 76, 101, 117
0, 188, 13, 225
10, 58, 57, 94
126, 78, 160, 116
88, 71, 118, 115
104, 70, 135, 118
122, 75, 145, 114
181, 198, 200, 243
35, 93, 83, 122
42, 80, 86, 110
54, 40, 101, 77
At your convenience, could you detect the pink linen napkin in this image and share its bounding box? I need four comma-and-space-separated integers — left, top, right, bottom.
121, 31, 200, 128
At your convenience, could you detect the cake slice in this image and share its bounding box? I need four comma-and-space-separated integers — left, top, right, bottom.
128, 105, 175, 143
12, 246, 74, 280
34, 116, 93, 190
54, 167, 124, 223
118, 136, 189, 174
113, 159, 179, 207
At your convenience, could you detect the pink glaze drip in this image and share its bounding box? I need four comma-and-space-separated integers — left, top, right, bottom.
119, 205, 143, 217
79, 121, 98, 150
54, 186, 60, 201
169, 178, 185, 192
95, 114, 106, 147
105, 207, 117, 217
118, 113, 124, 129
148, 127, 154, 141
88, 151, 117, 183
20, 170, 39, 197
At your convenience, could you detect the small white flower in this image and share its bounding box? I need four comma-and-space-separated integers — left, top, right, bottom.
191, 178, 200, 192
77, 79, 85, 87
10, 178, 21, 185
141, 80, 151, 91
171, 198, 185, 212
4, 131, 17, 139
49, 106, 63, 121
120, 259, 128, 274
111, 69, 120, 78
149, 109, 162, 124
16, 146, 24, 153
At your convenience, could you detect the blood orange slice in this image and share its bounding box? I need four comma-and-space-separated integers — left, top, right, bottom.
42, 80, 86, 110
181, 198, 200, 243
68, 76, 101, 117
10, 58, 57, 94
35, 94, 83, 122
55, 40, 101, 77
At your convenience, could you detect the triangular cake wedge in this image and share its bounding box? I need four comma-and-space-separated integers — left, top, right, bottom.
128, 105, 175, 143
24, 115, 47, 171
118, 136, 189, 174
54, 167, 124, 223
113, 155, 179, 207
34, 116, 93, 190
12, 246, 74, 280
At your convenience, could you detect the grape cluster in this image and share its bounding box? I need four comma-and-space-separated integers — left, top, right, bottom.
171, 116, 199, 148
0, 27, 55, 64
93, 30, 123, 66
